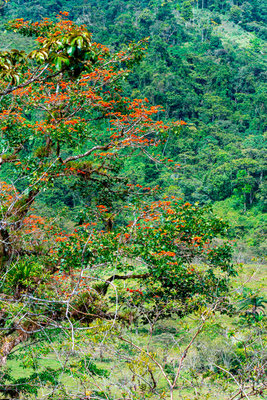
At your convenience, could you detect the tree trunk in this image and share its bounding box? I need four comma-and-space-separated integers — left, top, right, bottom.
0, 226, 9, 268
0, 332, 28, 367
0, 231, 4, 267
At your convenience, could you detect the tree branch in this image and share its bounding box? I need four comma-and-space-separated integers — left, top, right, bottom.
63, 144, 112, 164
100, 272, 150, 296
0, 65, 49, 97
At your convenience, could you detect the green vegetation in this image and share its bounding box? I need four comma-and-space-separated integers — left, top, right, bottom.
0, 0, 266, 399
1, 0, 266, 256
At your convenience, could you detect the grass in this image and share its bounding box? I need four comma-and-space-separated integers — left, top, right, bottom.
192, 8, 261, 51
216, 19, 254, 49
0, 30, 34, 52
233, 263, 266, 292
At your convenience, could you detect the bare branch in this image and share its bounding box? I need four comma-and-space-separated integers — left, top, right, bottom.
63, 144, 112, 164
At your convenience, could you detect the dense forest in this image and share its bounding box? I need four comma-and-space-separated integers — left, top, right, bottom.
0, 1, 266, 399
1, 0, 266, 257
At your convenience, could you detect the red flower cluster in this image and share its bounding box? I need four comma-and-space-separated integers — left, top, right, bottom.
126, 288, 143, 295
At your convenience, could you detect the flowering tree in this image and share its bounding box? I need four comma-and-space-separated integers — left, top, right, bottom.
0, 13, 236, 400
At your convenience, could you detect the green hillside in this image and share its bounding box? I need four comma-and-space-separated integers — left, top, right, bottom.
0, 1, 266, 399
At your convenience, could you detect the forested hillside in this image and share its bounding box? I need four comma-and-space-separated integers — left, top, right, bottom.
0, 0, 266, 257
0, 1, 266, 399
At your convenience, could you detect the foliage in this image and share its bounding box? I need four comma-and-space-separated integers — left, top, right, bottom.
0, 2, 266, 399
